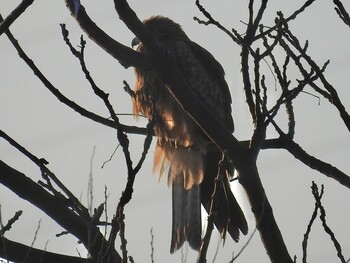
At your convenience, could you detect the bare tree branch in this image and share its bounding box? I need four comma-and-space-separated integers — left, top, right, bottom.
303, 182, 346, 263
263, 138, 350, 189
193, 0, 242, 45
0, 130, 90, 218
0, 211, 22, 236
198, 154, 225, 263
316, 185, 346, 263
0, 160, 122, 262
0, 0, 34, 36
0, 236, 93, 263
333, 0, 350, 28
254, 0, 317, 41
64, 0, 149, 69
302, 182, 322, 263
278, 14, 350, 131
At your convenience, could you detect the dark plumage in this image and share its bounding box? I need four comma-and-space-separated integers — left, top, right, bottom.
132, 16, 247, 253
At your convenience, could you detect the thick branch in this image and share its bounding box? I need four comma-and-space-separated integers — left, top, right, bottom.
0, 237, 92, 263
64, 0, 149, 69
263, 138, 350, 189
239, 163, 293, 263
285, 140, 350, 188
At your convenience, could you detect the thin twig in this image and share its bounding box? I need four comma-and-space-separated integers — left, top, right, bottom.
0, 210, 23, 235
123, 80, 135, 98
150, 228, 154, 263
333, 0, 350, 28
23, 219, 42, 262
87, 146, 96, 216
198, 152, 227, 263
303, 182, 346, 263
254, 0, 317, 41
194, 0, 241, 45
230, 227, 257, 262
317, 185, 346, 263
101, 144, 120, 169
302, 182, 319, 263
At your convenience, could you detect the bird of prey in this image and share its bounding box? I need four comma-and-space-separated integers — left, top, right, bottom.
132, 16, 247, 253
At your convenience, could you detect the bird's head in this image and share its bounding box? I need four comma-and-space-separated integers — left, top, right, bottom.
132, 16, 188, 48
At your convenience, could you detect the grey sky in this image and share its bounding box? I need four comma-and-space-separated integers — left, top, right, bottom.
1, 1, 350, 262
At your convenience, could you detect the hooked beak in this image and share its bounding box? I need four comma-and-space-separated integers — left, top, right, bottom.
131, 37, 140, 48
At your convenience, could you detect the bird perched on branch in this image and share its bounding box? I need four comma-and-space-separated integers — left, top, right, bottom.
132, 16, 247, 253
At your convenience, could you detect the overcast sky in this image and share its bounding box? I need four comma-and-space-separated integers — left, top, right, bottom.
1, 1, 350, 262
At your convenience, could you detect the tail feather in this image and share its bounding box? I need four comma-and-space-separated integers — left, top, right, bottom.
171, 174, 202, 253
186, 182, 201, 247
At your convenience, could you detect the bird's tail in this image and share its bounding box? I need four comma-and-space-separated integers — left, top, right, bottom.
153, 140, 204, 253
157, 141, 247, 253
170, 174, 202, 253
